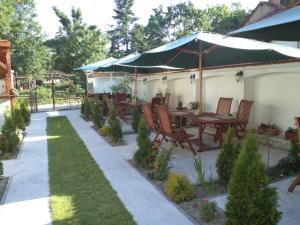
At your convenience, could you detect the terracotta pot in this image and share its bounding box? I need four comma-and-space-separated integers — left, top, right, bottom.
258, 127, 280, 136
285, 130, 297, 140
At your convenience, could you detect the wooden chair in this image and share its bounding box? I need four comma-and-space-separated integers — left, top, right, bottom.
103, 95, 128, 122
157, 105, 196, 155
151, 97, 162, 119
103, 95, 111, 115
288, 117, 300, 192
203, 97, 233, 141
142, 103, 163, 143
233, 100, 254, 139
115, 93, 127, 104
163, 93, 171, 108
214, 99, 254, 142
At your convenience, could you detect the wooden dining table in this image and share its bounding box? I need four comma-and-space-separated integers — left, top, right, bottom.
170, 110, 238, 152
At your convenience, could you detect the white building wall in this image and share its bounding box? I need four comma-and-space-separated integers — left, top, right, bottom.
91, 77, 115, 94
139, 62, 300, 131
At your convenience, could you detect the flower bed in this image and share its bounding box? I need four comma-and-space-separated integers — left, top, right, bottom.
129, 159, 226, 225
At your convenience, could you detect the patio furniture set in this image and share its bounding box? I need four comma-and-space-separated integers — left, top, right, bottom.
142, 96, 254, 155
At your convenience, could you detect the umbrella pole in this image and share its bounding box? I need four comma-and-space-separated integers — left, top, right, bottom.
134, 67, 138, 102
198, 53, 203, 114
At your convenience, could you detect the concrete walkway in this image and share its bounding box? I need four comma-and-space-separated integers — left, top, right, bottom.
0, 113, 52, 225
52, 110, 195, 225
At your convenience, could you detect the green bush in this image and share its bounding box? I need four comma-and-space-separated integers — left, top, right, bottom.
150, 147, 172, 180
81, 98, 85, 114
1, 113, 19, 153
269, 139, 300, 180
165, 172, 195, 203
289, 139, 300, 161
0, 161, 3, 177
131, 105, 141, 133
83, 98, 91, 120
133, 118, 153, 169
92, 98, 104, 128
107, 102, 123, 143
99, 125, 109, 136
216, 128, 240, 187
225, 133, 281, 225
12, 106, 26, 131
19, 99, 31, 125
36, 86, 52, 104
200, 200, 218, 222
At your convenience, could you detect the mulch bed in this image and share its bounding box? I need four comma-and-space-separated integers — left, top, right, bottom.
129, 160, 227, 225
91, 125, 127, 147
0, 177, 9, 204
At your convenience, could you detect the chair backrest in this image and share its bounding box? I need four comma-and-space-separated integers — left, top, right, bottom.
156, 92, 163, 99
151, 97, 162, 112
236, 100, 254, 123
103, 95, 111, 112
115, 93, 127, 103
157, 105, 172, 136
142, 103, 156, 130
216, 97, 233, 116
295, 117, 300, 149
164, 93, 171, 107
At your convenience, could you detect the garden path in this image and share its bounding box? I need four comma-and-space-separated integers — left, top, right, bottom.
0, 113, 52, 225
52, 110, 196, 225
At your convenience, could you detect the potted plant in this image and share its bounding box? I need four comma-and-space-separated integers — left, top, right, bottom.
284, 127, 297, 140
176, 101, 183, 110
257, 123, 280, 136
189, 101, 199, 111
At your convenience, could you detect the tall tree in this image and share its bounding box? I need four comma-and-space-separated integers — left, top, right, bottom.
0, 0, 51, 77
0, 0, 15, 34
211, 3, 249, 34
109, 0, 137, 57
139, 2, 248, 53
48, 7, 108, 73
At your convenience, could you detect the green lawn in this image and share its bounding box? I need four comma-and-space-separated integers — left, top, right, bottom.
47, 116, 136, 225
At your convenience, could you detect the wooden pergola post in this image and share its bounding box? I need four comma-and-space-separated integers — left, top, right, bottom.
198, 52, 203, 114
0, 40, 13, 111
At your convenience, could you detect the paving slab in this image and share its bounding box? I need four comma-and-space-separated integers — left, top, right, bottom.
0, 113, 52, 225
52, 110, 196, 225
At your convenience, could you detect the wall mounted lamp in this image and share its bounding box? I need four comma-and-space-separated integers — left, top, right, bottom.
143, 78, 147, 84
162, 76, 167, 84
235, 70, 243, 83
190, 74, 196, 83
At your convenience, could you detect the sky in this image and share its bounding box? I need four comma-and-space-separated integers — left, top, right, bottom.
35, 0, 262, 39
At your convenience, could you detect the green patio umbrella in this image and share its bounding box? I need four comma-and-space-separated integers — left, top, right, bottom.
229, 5, 300, 41
122, 32, 300, 113
74, 57, 117, 71
95, 53, 181, 98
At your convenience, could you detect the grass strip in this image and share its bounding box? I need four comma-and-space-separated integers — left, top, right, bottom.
47, 116, 136, 225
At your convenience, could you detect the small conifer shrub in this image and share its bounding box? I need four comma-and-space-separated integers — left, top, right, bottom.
92, 98, 104, 128
107, 102, 123, 143
83, 98, 91, 120
133, 118, 153, 168
1, 113, 19, 153
225, 133, 281, 225
12, 107, 26, 131
131, 105, 141, 133
216, 128, 240, 187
